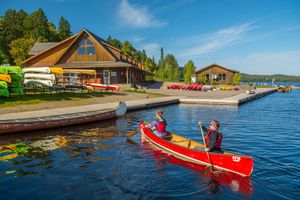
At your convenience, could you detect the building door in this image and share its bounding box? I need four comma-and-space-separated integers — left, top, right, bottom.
103, 70, 110, 85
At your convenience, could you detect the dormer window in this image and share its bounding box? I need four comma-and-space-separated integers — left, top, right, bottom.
77, 38, 95, 55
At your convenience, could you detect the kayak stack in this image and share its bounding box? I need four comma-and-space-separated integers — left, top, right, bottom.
0, 66, 23, 97
22, 67, 58, 89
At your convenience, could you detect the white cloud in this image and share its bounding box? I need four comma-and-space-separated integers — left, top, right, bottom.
178, 22, 258, 57
117, 0, 167, 28
131, 35, 145, 43
140, 43, 161, 58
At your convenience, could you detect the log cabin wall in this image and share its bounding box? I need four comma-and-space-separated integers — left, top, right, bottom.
195, 64, 238, 84
56, 34, 115, 64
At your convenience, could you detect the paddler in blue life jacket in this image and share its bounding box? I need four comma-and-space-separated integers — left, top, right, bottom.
146, 109, 167, 137
199, 120, 223, 153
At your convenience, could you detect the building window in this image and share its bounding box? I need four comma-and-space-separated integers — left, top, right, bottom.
205, 74, 210, 80
222, 74, 226, 80
77, 37, 96, 55
218, 74, 222, 80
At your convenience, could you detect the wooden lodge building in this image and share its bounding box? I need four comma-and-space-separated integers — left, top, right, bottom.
193, 64, 240, 84
23, 29, 149, 84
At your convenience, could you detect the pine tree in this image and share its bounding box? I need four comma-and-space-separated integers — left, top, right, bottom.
58, 16, 72, 40
122, 41, 133, 55
30, 8, 51, 40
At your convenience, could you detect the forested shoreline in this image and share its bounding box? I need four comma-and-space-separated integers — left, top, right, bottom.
241, 73, 300, 82
1, 8, 298, 83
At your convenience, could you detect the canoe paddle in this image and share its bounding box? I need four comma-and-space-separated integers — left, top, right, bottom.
199, 124, 214, 173
127, 129, 140, 138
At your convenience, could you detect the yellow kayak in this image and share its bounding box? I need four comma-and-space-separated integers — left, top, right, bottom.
0, 74, 11, 83
50, 67, 63, 75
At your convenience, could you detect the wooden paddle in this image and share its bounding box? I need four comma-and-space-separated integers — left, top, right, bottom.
127, 129, 140, 138
199, 124, 214, 173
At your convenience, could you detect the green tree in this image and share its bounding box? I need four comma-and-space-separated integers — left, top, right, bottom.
48, 21, 59, 41
107, 35, 123, 49
141, 49, 147, 63
0, 48, 9, 65
9, 37, 36, 66
58, 16, 72, 40
122, 40, 134, 55
144, 57, 156, 72
158, 47, 164, 69
183, 60, 196, 83
198, 73, 206, 84
157, 54, 179, 81
0, 9, 28, 64
29, 8, 50, 40
233, 73, 241, 85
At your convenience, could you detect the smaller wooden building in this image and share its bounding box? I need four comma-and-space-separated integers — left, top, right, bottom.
23, 29, 150, 84
193, 64, 239, 84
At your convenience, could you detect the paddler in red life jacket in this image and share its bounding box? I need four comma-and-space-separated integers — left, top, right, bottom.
198, 120, 223, 153
146, 109, 167, 137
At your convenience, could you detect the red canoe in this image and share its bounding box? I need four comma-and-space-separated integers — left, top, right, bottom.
140, 121, 254, 177
86, 83, 120, 91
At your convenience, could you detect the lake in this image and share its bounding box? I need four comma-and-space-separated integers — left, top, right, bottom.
0, 90, 299, 200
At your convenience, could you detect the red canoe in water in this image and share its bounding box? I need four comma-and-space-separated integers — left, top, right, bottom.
140, 121, 254, 177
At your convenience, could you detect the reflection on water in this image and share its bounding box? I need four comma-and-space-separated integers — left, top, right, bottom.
0, 90, 299, 199
0, 119, 120, 178
139, 137, 254, 196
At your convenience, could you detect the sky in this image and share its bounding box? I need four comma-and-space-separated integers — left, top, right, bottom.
1, 0, 300, 75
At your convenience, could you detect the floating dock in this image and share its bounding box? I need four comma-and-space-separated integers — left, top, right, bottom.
180, 88, 277, 106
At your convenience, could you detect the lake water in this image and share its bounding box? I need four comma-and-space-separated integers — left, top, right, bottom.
0, 90, 299, 200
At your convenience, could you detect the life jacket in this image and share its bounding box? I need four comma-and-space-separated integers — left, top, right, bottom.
205, 129, 222, 148
156, 117, 166, 133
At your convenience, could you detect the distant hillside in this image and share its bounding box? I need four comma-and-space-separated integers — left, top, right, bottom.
241, 73, 300, 82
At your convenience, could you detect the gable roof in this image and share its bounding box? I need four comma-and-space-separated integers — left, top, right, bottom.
23, 35, 78, 65
195, 63, 239, 74
24, 28, 144, 70
29, 42, 58, 55
54, 29, 117, 64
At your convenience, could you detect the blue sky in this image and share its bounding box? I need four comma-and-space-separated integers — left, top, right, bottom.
1, 0, 300, 75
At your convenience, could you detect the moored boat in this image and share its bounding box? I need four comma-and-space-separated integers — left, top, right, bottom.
22, 67, 51, 74
24, 79, 54, 87
86, 83, 120, 91
0, 102, 127, 134
0, 81, 8, 89
24, 73, 55, 81
0, 74, 11, 83
140, 121, 254, 177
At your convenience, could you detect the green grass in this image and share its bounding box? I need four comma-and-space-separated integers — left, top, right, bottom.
0, 91, 115, 107
124, 89, 146, 93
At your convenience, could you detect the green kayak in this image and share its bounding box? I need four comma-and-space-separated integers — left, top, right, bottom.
0, 66, 22, 73
10, 88, 23, 95
11, 80, 22, 88
9, 73, 23, 81
0, 68, 8, 74
0, 81, 8, 89
0, 89, 9, 97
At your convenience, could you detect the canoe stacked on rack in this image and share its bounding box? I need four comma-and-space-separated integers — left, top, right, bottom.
0, 66, 23, 97
23, 67, 57, 88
